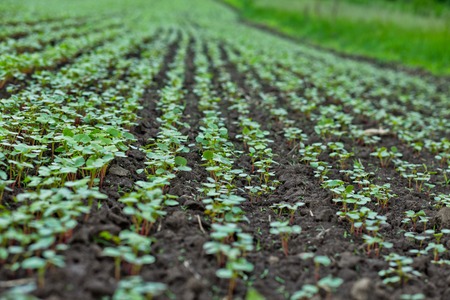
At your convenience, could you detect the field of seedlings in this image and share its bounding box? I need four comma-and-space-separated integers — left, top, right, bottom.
1, 0, 450, 299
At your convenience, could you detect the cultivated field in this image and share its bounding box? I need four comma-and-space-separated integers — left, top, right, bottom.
1, 0, 450, 299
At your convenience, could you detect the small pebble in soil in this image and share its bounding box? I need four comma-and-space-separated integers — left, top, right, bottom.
314, 207, 334, 222
108, 164, 130, 177
436, 207, 450, 228
350, 278, 373, 300
268, 255, 280, 265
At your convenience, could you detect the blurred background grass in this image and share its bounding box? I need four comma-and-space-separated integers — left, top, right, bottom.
223, 0, 450, 75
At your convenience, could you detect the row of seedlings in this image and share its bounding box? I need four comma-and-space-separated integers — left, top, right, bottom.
0, 16, 109, 55
0, 19, 125, 89
207, 42, 279, 200
191, 36, 254, 300
0, 16, 90, 42
107, 31, 193, 299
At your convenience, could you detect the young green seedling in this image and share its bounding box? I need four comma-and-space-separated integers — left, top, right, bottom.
425, 242, 446, 262
379, 253, 421, 286
270, 201, 305, 224
21, 250, 65, 288
317, 275, 344, 298
402, 210, 426, 231
113, 276, 166, 300
269, 221, 301, 256
217, 257, 254, 300
313, 255, 331, 281
370, 146, 402, 168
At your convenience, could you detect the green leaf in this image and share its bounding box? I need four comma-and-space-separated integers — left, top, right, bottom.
383, 242, 394, 249
216, 268, 233, 278
232, 258, 254, 272
29, 236, 55, 251
74, 133, 91, 143
22, 257, 46, 269
174, 156, 187, 166
345, 185, 354, 193
102, 247, 122, 257
0, 248, 8, 260
123, 132, 135, 140
246, 288, 265, 300
219, 127, 228, 136
106, 127, 121, 137
63, 128, 74, 137
164, 199, 179, 206
176, 166, 192, 172
139, 255, 156, 264
203, 150, 214, 160
314, 255, 331, 266
123, 206, 136, 215
73, 156, 85, 167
